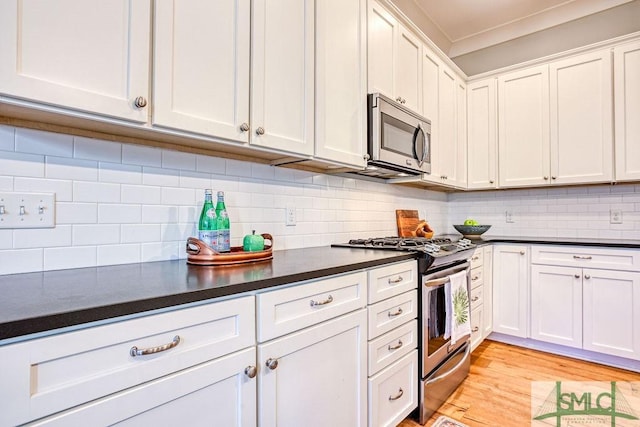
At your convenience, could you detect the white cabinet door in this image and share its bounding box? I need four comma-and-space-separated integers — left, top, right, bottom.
315, 0, 367, 168
27, 348, 257, 427
498, 65, 550, 188
583, 269, 640, 360
250, 0, 314, 156
550, 50, 613, 185
396, 24, 422, 112
258, 309, 367, 427
614, 41, 640, 182
467, 79, 498, 189
482, 245, 494, 338
421, 49, 442, 184
530, 265, 583, 348
0, 0, 150, 123
367, 0, 397, 98
153, 0, 251, 142
455, 80, 468, 188
436, 67, 457, 185
492, 245, 529, 338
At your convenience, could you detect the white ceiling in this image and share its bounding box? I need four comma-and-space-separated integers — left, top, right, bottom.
413, 0, 635, 57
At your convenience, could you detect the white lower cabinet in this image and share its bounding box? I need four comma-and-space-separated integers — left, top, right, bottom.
366, 260, 419, 427
469, 246, 493, 351
258, 309, 367, 427
492, 244, 529, 338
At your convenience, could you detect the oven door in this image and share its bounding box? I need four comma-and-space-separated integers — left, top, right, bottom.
421, 261, 471, 378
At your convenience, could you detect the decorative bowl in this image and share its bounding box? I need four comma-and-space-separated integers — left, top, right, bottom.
453, 224, 491, 239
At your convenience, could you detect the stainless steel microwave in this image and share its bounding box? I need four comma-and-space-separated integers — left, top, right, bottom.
366, 93, 431, 178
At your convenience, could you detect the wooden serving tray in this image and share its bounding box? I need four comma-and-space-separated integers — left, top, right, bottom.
186, 234, 273, 266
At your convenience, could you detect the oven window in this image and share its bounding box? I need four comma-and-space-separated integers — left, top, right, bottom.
428, 285, 448, 356
381, 112, 416, 157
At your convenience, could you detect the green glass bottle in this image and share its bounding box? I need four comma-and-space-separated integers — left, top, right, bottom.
198, 189, 217, 249
215, 191, 230, 252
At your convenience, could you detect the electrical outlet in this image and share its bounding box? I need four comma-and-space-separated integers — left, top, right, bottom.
505, 210, 514, 223
0, 192, 55, 229
610, 209, 623, 224
285, 205, 296, 226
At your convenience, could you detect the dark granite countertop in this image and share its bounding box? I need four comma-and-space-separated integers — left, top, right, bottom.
476, 235, 640, 248
0, 247, 416, 343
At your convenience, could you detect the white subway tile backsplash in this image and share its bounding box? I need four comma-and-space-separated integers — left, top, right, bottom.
122, 144, 162, 167
0, 176, 13, 190
0, 230, 12, 249
73, 181, 121, 203
0, 151, 45, 177
46, 156, 98, 181
122, 184, 162, 205
56, 202, 98, 224
72, 224, 121, 246
13, 225, 72, 249
15, 128, 73, 157
196, 155, 225, 174
98, 244, 141, 266
226, 159, 253, 178
44, 246, 97, 271
161, 187, 195, 206
74, 136, 122, 162
143, 166, 180, 187
179, 170, 211, 189
14, 177, 73, 201
98, 204, 142, 224
142, 205, 179, 223
160, 222, 193, 242
99, 162, 142, 184
162, 150, 196, 171
121, 224, 161, 243
252, 163, 275, 181
0, 248, 43, 274
141, 242, 181, 262
0, 125, 15, 151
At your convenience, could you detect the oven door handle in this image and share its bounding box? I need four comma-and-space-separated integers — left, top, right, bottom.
424, 277, 450, 287
425, 344, 471, 386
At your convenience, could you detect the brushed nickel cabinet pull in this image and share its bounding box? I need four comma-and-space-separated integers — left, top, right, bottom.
310, 295, 333, 307
573, 255, 593, 260
471, 296, 479, 302
388, 276, 404, 284
585, 274, 591, 280
130, 335, 180, 357
244, 366, 257, 378
472, 326, 479, 332
389, 388, 404, 401
265, 358, 278, 370
240, 122, 250, 132
388, 340, 403, 351
133, 96, 147, 108
388, 307, 403, 317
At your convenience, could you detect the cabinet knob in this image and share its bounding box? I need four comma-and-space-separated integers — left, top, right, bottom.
133, 96, 147, 108
256, 127, 265, 135
396, 96, 402, 103
265, 358, 279, 370
551, 176, 557, 180
574, 274, 580, 279
472, 326, 479, 332
584, 274, 591, 280
520, 250, 525, 255
401, 98, 406, 104
489, 180, 494, 184
240, 122, 250, 132
543, 176, 549, 180
244, 365, 258, 378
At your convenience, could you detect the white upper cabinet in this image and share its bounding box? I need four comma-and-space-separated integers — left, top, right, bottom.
614, 40, 640, 182
498, 64, 550, 188
250, 0, 314, 156
153, 0, 250, 142
367, 1, 422, 113
467, 78, 498, 189
549, 50, 613, 185
315, 0, 367, 168
0, 0, 150, 123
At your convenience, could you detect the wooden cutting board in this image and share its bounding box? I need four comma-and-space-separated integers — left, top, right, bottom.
396, 210, 434, 238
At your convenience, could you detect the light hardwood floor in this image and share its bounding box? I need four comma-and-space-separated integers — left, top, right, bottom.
399, 339, 640, 426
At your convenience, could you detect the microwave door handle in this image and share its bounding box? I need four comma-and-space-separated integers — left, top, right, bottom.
422, 130, 429, 164
414, 124, 425, 167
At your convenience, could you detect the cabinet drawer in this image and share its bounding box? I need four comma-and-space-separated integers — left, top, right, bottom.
470, 286, 483, 309
368, 290, 418, 339
531, 245, 640, 271
470, 267, 483, 289
368, 320, 417, 376
470, 306, 483, 351
257, 271, 367, 342
368, 260, 417, 304
368, 350, 418, 427
470, 249, 483, 269
0, 296, 255, 427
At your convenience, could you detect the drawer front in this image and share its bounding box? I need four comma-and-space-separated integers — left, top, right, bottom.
0, 296, 255, 427
470, 306, 483, 351
470, 286, 483, 309
368, 260, 417, 304
368, 320, 417, 376
470, 249, 483, 269
531, 245, 640, 271
368, 350, 418, 427
368, 290, 418, 339
257, 271, 367, 342
470, 267, 483, 289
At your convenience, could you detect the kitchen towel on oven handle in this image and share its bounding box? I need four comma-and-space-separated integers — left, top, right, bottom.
444, 270, 471, 344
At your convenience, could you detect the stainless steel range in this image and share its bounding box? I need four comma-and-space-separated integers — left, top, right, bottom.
333, 236, 476, 424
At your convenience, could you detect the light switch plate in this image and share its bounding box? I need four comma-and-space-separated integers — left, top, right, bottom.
0, 192, 55, 228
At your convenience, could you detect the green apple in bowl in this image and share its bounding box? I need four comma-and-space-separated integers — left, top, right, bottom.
464, 218, 479, 226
